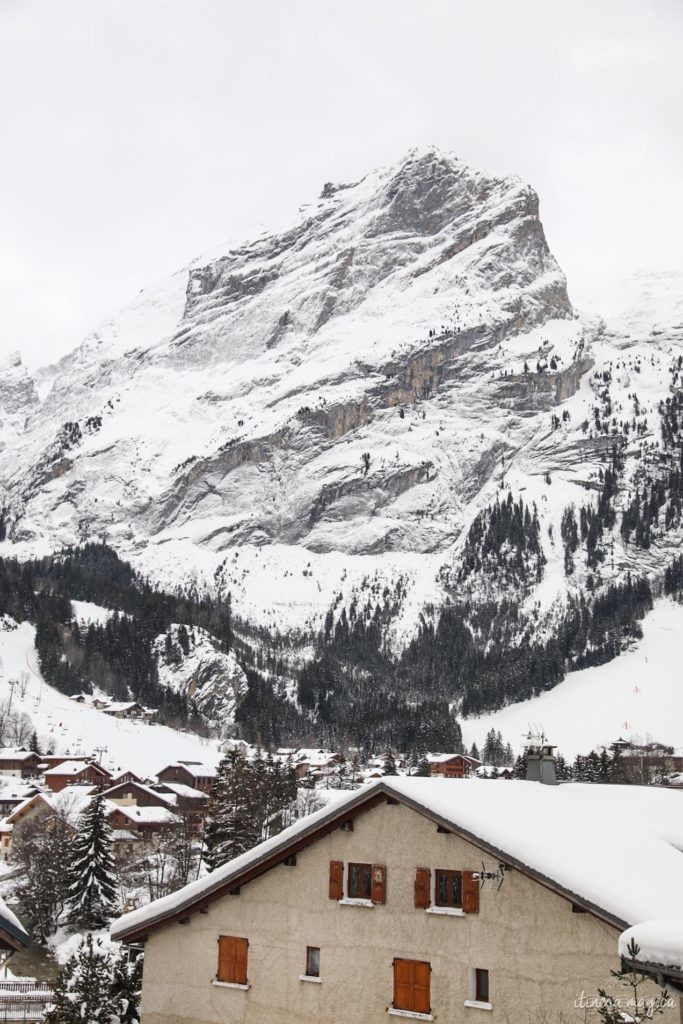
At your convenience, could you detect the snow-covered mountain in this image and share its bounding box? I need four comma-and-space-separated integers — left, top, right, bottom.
1, 147, 682, 683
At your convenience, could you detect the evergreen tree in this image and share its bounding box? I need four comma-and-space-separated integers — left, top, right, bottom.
29, 730, 41, 754
204, 751, 259, 870
383, 752, 398, 776
469, 742, 480, 761
44, 935, 142, 1024
414, 757, 431, 777
65, 795, 118, 931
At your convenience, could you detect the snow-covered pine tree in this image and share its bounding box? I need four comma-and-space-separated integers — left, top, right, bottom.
383, 752, 398, 776
65, 794, 118, 931
414, 757, 431, 777
469, 743, 480, 761
44, 935, 114, 1024
109, 947, 143, 1024
44, 936, 142, 1024
204, 750, 259, 870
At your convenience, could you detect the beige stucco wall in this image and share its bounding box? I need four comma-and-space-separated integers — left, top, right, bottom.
137, 800, 679, 1024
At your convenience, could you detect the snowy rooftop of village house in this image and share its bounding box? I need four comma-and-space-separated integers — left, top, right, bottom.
619, 919, 683, 971
43, 759, 98, 776
112, 778, 683, 941
154, 781, 206, 800
0, 897, 29, 949
106, 804, 178, 825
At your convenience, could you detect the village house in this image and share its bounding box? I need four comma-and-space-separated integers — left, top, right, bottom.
0, 780, 42, 818
426, 752, 481, 778
102, 701, 147, 720
43, 759, 112, 793
0, 749, 42, 779
105, 803, 179, 836
101, 780, 177, 810
293, 749, 342, 781
156, 761, 216, 794
111, 777, 683, 1024
152, 781, 209, 833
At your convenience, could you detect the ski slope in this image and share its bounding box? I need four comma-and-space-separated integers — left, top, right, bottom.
461, 599, 683, 758
0, 618, 221, 778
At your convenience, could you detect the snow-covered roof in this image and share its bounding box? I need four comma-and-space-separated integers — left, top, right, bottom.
0, 748, 39, 761
0, 898, 29, 949
154, 782, 206, 800
111, 778, 683, 943
108, 804, 178, 825
44, 760, 105, 776
158, 761, 215, 779
425, 752, 468, 764
619, 919, 683, 971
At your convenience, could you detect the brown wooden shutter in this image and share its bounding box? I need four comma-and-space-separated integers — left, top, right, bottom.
393, 958, 413, 1011
371, 864, 386, 904
414, 867, 431, 909
462, 870, 480, 913
393, 958, 430, 1014
217, 936, 248, 984
329, 859, 343, 900
413, 960, 431, 1014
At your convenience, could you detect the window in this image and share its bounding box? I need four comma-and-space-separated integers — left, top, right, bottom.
217, 935, 248, 985
305, 946, 320, 978
393, 958, 431, 1015
435, 869, 462, 908
475, 969, 489, 1003
348, 862, 372, 900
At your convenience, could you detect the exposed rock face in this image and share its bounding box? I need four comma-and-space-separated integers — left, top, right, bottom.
9, 147, 671, 635
154, 625, 248, 734
0, 352, 40, 428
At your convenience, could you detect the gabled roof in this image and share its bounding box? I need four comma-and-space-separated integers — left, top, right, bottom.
44, 760, 109, 777
111, 778, 683, 944
0, 748, 40, 762
101, 781, 175, 806
153, 782, 207, 800
106, 804, 178, 825
0, 898, 29, 951
157, 762, 215, 779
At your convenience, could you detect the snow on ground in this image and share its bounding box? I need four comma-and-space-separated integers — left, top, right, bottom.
461, 599, 683, 758
71, 600, 115, 625
133, 538, 444, 642
0, 619, 220, 778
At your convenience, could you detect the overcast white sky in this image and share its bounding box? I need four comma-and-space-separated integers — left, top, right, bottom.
1, 0, 682, 369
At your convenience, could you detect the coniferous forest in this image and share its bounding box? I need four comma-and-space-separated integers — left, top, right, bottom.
0, 535, 668, 755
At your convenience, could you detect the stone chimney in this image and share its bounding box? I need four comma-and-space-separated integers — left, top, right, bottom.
524, 730, 558, 785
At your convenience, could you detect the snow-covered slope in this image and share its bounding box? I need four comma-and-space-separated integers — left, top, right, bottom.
461, 600, 683, 757
0, 146, 682, 661
0, 617, 220, 777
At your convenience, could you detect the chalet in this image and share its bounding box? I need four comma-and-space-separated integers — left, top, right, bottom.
0, 781, 42, 817
111, 778, 683, 1024
293, 749, 342, 780
108, 769, 143, 788
0, 793, 54, 860
43, 760, 112, 793
152, 782, 209, 834
105, 803, 179, 836
40, 754, 91, 771
102, 701, 146, 720
426, 752, 481, 778
0, 749, 42, 779
156, 761, 216, 794
101, 780, 176, 810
